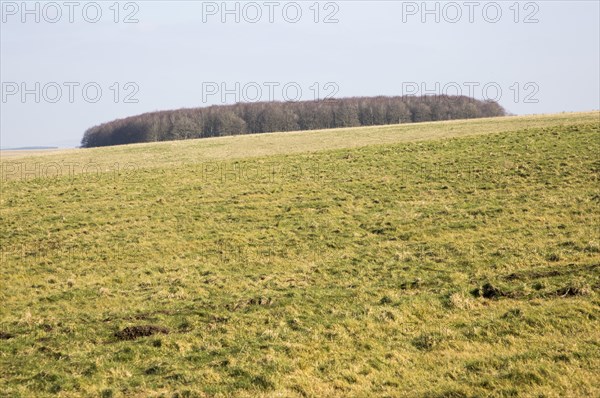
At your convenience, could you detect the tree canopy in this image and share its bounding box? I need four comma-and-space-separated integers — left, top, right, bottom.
81, 96, 506, 148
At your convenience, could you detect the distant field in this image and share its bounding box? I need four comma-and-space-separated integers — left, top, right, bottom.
1, 112, 599, 397
0, 148, 67, 160
1, 112, 598, 171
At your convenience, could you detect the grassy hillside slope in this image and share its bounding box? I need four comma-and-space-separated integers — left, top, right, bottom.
2, 112, 598, 166
1, 112, 599, 397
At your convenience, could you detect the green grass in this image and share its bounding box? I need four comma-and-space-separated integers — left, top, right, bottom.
1, 112, 599, 397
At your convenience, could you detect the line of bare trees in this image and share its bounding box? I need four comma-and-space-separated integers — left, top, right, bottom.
81, 95, 506, 148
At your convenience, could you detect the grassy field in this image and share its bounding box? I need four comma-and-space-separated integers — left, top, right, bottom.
1, 112, 599, 397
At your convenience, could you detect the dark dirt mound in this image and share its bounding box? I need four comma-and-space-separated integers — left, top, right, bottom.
482, 283, 505, 298
0, 331, 14, 340
556, 286, 591, 297
472, 283, 506, 299
114, 325, 170, 341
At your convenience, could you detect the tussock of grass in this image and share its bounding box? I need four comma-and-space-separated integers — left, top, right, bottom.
0, 112, 599, 396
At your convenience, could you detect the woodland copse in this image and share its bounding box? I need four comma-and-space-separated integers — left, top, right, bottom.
81, 95, 506, 147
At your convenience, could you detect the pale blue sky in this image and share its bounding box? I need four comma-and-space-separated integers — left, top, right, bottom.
1, 1, 599, 148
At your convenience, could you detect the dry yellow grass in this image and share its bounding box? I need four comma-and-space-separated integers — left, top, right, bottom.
2, 112, 597, 176
1, 112, 598, 397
